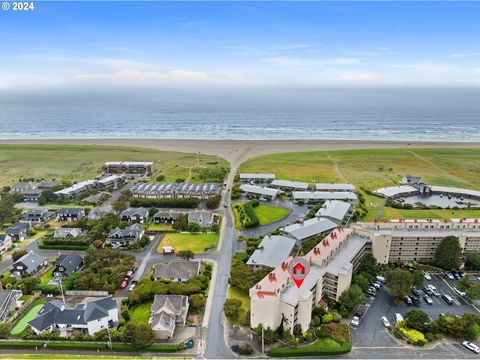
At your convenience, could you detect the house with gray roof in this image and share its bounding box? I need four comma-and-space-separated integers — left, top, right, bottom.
246, 235, 296, 271
239, 184, 279, 200
149, 295, 189, 340
107, 224, 144, 248
239, 173, 276, 183
0, 289, 22, 321
154, 261, 200, 282
120, 207, 149, 224
22, 209, 56, 223
188, 211, 214, 229
38, 180, 62, 191
87, 207, 111, 221
9, 182, 36, 194
0, 234, 12, 255
57, 208, 85, 222
271, 180, 309, 191
282, 218, 338, 243
54, 228, 84, 239
153, 210, 185, 224
293, 191, 358, 203
6, 222, 29, 241
28, 296, 118, 336
315, 183, 356, 192
315, 200, 353, 226
10, 252, 45, 278
53, 254, 84, 279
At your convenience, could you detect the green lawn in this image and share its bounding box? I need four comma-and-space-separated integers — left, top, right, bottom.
0, 144, 228, 187
270, 337, 351, 357
39, 266, 54, 285
253, 204, 290, 225
382, 207, 480, 220
10, 300, 46, 336
158, 232, 219, 253
146, 223, 174, 231
129, 302, 152, 324
239, 148, 480, 220
227, 286, 250, 318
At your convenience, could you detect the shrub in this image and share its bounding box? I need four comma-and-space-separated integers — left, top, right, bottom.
398, 327, 427, 346
322, 312, 334, 324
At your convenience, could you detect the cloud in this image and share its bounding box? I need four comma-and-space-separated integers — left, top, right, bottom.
449, 52, 478, 58
261, 57, 360, 67
473, 68, 480, 75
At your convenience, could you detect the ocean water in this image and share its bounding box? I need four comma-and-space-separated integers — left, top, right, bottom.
0, 87, 479, 141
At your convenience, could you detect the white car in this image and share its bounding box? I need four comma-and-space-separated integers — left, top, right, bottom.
427, 284, 440, 296
424, 295, 433, 305
445, 272, 454, 280
350, 316, 360, 327
424, 272, 432, 281
454, 287, 466, 297
463, 341, 480, 354
128, 284, 137, 292
381, 316, 391, 329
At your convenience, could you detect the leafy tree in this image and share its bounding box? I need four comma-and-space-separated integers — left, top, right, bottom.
0, 323, 11, 339
353, 273, 370, 292
16, 275, 39, 295
357, 253, 379, 280
254, 324, 279, 344
176, 250, 195, 261
466, 251, 480, 270
433, 236, 462, 270
322, 312, 333, 324
11, 249, 27, 262
188, 294, 206, 313
206, 195, 221, 210
172, 213, 188, 232
187, 222, 201, 233
293, 324, 302, 337
412, 270, 424, 289
338, 284, 365, 315
121, 323, 154, 348
385, 268, 413, 299
223, 299, 242, 320
457, 275, 480, 300
404, 310, 430, 333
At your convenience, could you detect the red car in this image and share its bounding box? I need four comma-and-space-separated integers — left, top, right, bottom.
120, 280, 128, 289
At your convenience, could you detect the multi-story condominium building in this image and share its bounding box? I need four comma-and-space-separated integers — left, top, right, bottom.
130, 182, 220, 200
271, 180, 309, 191
293, 191, 358, 203
249, 228, 368, 334
54, 180, 97, 199
354, 218, 480, 264
103, 161, 154, 174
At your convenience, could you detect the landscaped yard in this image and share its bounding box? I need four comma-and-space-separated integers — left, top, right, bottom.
382, 207, 480, 220
147, 223, 174, 231
157, 232, 219, 254
10, 300, 46, 336
128, 302, 152, 324
253, 204, 290, 225
270, 337, 351, 357
227, 286, 250, 325
0, 144, 228, 187
39, 266, 54, 285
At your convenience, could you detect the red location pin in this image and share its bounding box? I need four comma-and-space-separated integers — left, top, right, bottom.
288, 257, 310, 288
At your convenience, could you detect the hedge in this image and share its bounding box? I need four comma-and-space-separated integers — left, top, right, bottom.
270, 338, 351, 357
39, 241, 90, 251
0, 341, 181, 353
129, 197, 200, 208
243, 201, 259, 228
43, 238, 91, 246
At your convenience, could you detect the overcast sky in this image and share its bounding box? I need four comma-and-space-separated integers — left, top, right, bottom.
1, 1, 480, 90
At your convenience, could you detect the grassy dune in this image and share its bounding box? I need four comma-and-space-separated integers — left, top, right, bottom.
0, 144, 228, 186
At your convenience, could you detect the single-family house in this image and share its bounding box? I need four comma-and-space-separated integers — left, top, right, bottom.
53, 254, 84, 279
0, 234, 13, 255
22, 209, 56, 224
53, 228, 84, 239
87, 207, 110, 221
6, 222, 29, 241
153, 210, 185, 224
149, 295, 189, 340
28, 296, 118, 337
107, 224, 144, 248
10, 252, 45, 278
57, 208, 85, 222
153, 261, 200, 282
188, 211, 214, 229
38, 180, 62, 191
9, 182, 36, 194
0, 289, 22, 321
120, 207, 149, 224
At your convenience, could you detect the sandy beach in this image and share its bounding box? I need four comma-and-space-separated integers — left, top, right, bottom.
1, 138, 479, 167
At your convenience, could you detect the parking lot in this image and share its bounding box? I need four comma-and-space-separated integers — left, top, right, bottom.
350, 273, 480, 348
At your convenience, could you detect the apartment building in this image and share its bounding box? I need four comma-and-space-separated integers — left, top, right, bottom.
249, 228, 368, 334
353, 219, 480, 264
104, 162, 154, 174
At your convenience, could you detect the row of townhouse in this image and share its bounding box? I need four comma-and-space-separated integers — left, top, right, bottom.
103, 161, 154, 174
120, 207, 215, 229
130, 182, 220, 200
21, 208, 85, 224
54, 175, 125, 199
250, 218, 480, 334
9, 180, 62, 202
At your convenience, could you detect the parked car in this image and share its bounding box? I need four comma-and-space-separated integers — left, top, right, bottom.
454, 272, 462, 280
427, 284, 440, 296
454, 287, 466, 297
381, 316, 391, 329
394, 313, 404, 324
371, 282, 381, 289
411, 288, 421, 298
445, 272, 454, 280
442, 294, 454, 305
412, 297, 421, 307
403, 296, 413, 305
423, 295, 433, 305
120, 280, 128, 289
223, 203, 228, 208
424, 272, 432, 281
423, 286, 434, 296
350, 316, 360, 327
462, 341, 480, 354
367, 289, 377, 297
458, 271, 465, 278
128, 283, 137, 292
131, 266, 137, 273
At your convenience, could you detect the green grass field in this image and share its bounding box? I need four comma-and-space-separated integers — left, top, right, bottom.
253, 204, 290, 225
129, 302, 152, 324
146, 223, 174, 231
158, 232, 219, 253
0, 144, 228, 186
239, 148, 480, 220
39, 266, 54, 285
270, 337, 351, 357
10, 300, 46, 336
